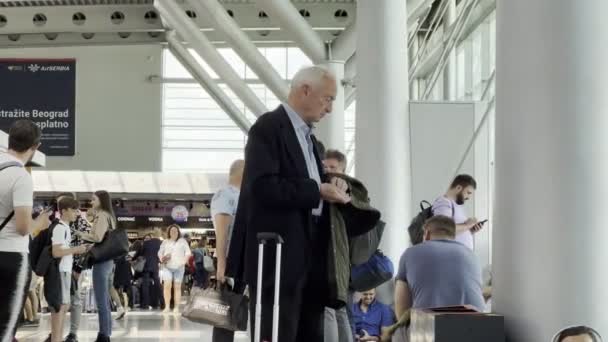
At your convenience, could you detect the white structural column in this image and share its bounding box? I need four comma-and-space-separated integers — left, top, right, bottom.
155, 0, 267, 117
494, 0, 608, 341
442, 0, 457, 100
186, 0, 288, 102
355, 0, 410, 267
315, 61, 345, 152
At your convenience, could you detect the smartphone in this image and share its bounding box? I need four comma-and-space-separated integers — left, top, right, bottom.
479, 219, 488, 225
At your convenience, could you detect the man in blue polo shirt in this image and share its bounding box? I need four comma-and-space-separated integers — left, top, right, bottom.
394, 215, 485, 319
351, 288, 394, 341
211, 159, 245, 342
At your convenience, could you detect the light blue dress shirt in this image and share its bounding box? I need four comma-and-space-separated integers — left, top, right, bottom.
283, 103, 323, 216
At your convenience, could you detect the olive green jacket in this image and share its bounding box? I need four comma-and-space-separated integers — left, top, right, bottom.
326, 173, 382, 308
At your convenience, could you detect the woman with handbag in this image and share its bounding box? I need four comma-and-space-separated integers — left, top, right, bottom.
158, 224, 191, 314
74, 191, 116, 342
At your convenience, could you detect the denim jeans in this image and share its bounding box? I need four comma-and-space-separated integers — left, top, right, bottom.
70, 275, 82, 335
93, 260, 113, 337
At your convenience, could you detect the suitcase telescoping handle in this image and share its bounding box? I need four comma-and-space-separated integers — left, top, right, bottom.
254, 233, 284, 342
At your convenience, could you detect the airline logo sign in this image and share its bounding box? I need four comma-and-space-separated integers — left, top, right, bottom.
27, 64, 71, 73
0, 58, 76, 156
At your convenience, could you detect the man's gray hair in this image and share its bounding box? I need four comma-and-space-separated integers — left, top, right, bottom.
229, 159, 245, 176
290, 65, 335, 89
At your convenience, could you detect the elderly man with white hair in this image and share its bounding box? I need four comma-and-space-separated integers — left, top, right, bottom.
226, 65, 351, 342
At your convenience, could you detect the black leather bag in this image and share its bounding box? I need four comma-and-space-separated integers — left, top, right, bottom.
87, 224, 129, 266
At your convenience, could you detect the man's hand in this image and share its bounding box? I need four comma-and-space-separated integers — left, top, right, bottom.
465, 218, 478, 229
74, 245, 88, 255
471, 221, 485, 233
330, 177, 349, 193
320, 183, 351, 204
357, 330, 379, 342
162, 255, 171, 263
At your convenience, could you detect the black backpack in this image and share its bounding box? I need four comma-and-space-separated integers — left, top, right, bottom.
407, 201, 434, 245
408, 199, 456, 246
30, 220, 60, 275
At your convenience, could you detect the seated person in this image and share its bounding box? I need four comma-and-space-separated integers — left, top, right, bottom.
394, 215, 485, 319
351, 288, 394, 341
555, 326, 602, 342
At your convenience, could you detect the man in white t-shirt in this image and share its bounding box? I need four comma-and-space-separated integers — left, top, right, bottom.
432, 174, 485, 250
0, 120, 50, 342
48, 197, 88, 342
211, 159, 244, 342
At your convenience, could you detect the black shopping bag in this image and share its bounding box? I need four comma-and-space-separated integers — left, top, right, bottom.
182, 286, 249, 331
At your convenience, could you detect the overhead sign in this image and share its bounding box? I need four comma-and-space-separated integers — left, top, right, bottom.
115, 216, 213, 230
0, 59, 76, 156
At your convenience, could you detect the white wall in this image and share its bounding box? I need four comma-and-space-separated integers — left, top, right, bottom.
410, 101, 491, 269
0, 45, 163, 171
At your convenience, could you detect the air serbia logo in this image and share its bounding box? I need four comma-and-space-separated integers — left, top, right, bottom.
27, 63, 70, 72
28, 64, 41, 72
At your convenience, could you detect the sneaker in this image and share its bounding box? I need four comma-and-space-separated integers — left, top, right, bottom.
173, 307, 179, 315
64, 333, 78, 342
162, 307, 171, 314
22, 320, 39, 327
115, 306, 125, 320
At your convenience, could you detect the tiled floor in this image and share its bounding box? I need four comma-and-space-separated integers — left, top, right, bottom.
16, 311, 250, 341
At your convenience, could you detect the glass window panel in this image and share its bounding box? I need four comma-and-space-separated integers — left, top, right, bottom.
287, 48, 312, 78
163, 128, 244, 141
163, 150, 245, 173
163, 49, 218, 78
218, 48, 245, 78
265, 47, 288, 78
163, 49, 191, 78
457, 46, 466, 99
163, 119, 236, 127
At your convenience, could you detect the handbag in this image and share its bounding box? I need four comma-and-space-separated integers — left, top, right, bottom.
182, 285, 249, 331
203, 249, 215, 273
350, 220, 386, 266
86, 218, 129, 266
350, 250, 394, 292
133, 256, 146, 273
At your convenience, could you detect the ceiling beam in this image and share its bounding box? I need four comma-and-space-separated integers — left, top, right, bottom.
187, 0, 288, 102
166, 30, 251, 134
0, 3, 354, 35
156, 0, 267, 116
256, 0, 326, 63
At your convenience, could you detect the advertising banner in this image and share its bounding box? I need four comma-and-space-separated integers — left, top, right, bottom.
0, 59, 76, 156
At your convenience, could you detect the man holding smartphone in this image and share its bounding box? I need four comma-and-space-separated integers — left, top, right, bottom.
432, 175, 485, 250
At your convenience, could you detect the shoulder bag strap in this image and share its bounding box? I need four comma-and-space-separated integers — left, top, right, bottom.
0, 161, 22, 233
0, 211, 14, 232
451, 200, 455, 219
